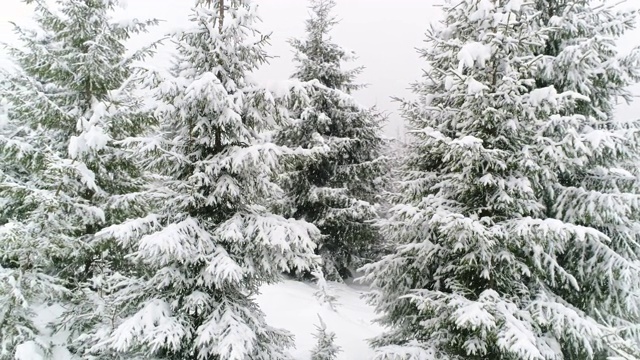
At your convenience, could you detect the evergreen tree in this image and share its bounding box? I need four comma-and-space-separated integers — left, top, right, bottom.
277, 0, 387, 280
530, 0, 640, 356
0, 0, 157, 357
312, 269, 338, 311
376, 132, 407, 256
361, 0, 640, 359
310, 315, 342, 360
85, 0, 321, 358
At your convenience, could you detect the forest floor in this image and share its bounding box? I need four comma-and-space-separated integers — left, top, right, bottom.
258, 278, 383, 360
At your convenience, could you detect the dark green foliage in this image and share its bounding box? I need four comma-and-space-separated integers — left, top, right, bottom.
0, 0, 157, 357
277, 0, 388, 280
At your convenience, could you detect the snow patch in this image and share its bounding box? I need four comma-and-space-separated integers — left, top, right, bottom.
257, 279, 383, 360
467, 78, 489, 95
457, 42, 492, 72
14, 341, 46, 360
504, 0, 523, 13
528, 86, 558, 107
469, 0, 495, 23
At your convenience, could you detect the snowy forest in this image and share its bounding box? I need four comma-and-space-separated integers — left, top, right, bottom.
2, 0, 640, 359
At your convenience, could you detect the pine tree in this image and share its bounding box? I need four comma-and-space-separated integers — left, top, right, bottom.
361, 0, 640, 359
0, 0, 157, 358
276, 0, 387, 280
310, 315, 342, 360
84, 0, 321, 359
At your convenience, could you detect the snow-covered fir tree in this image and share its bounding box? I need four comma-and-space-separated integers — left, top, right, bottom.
361, 0, 640, 359
376, 129, 407, 256
311, 269, 338, 311
310, 315, 342, 360
276, 0, 387, 280
0, 0, 157, 357
85, 0, 321, 359
531, 0, 640, 356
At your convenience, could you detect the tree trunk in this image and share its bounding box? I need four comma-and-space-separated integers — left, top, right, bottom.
214, 0, 224, 154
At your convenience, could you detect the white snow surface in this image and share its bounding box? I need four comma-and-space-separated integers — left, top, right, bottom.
30, 279, 382, 360
18, 304, 73, 360
257, 279, 384, 360
457, 42, 492, 72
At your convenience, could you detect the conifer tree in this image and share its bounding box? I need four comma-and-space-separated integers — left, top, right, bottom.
530, 1, 640, 356
310, 315, 341, 360
85, 0, 321, 359
361, 0, 640, 359
312, 269, 338, 311
277, 0, 387, 280
0, 0, 157, 357
377, 131, 406, 255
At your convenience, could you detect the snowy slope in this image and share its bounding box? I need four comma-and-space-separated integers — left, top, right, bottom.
258, 279, 383, 360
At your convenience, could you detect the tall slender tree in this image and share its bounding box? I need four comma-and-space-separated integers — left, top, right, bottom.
277, 0, 388, 280
361, 0, 640, 359
0, 0, 157, 357
83, 0, 321, 359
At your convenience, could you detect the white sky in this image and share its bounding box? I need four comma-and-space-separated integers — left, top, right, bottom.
1, 0, 640, 138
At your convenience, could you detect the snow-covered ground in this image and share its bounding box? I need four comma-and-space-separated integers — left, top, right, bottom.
258, 279, 383, 360
19, 279, 382, 360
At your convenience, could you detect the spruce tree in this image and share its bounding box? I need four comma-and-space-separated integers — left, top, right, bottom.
377, 132, 407, 256
312, 269, 338, 311
361, 0, 640, 359
0, 0, 157, 358
277, 0, 387, 280
310, 315, 342, 360
85, 0, 321, 359
531, 1, 640, 356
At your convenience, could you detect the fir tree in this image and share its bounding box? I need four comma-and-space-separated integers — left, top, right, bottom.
277, 0, 387, 280
0, 0, 157, 357
310, 315, 342, 360
312, 269, 338, 311
361, 0, 640, 359
376, 131, 407, 256
531, 1, 640, 357
86, 0, 321, 359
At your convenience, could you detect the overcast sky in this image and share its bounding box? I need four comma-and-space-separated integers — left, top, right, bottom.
1, 0, 640, 138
